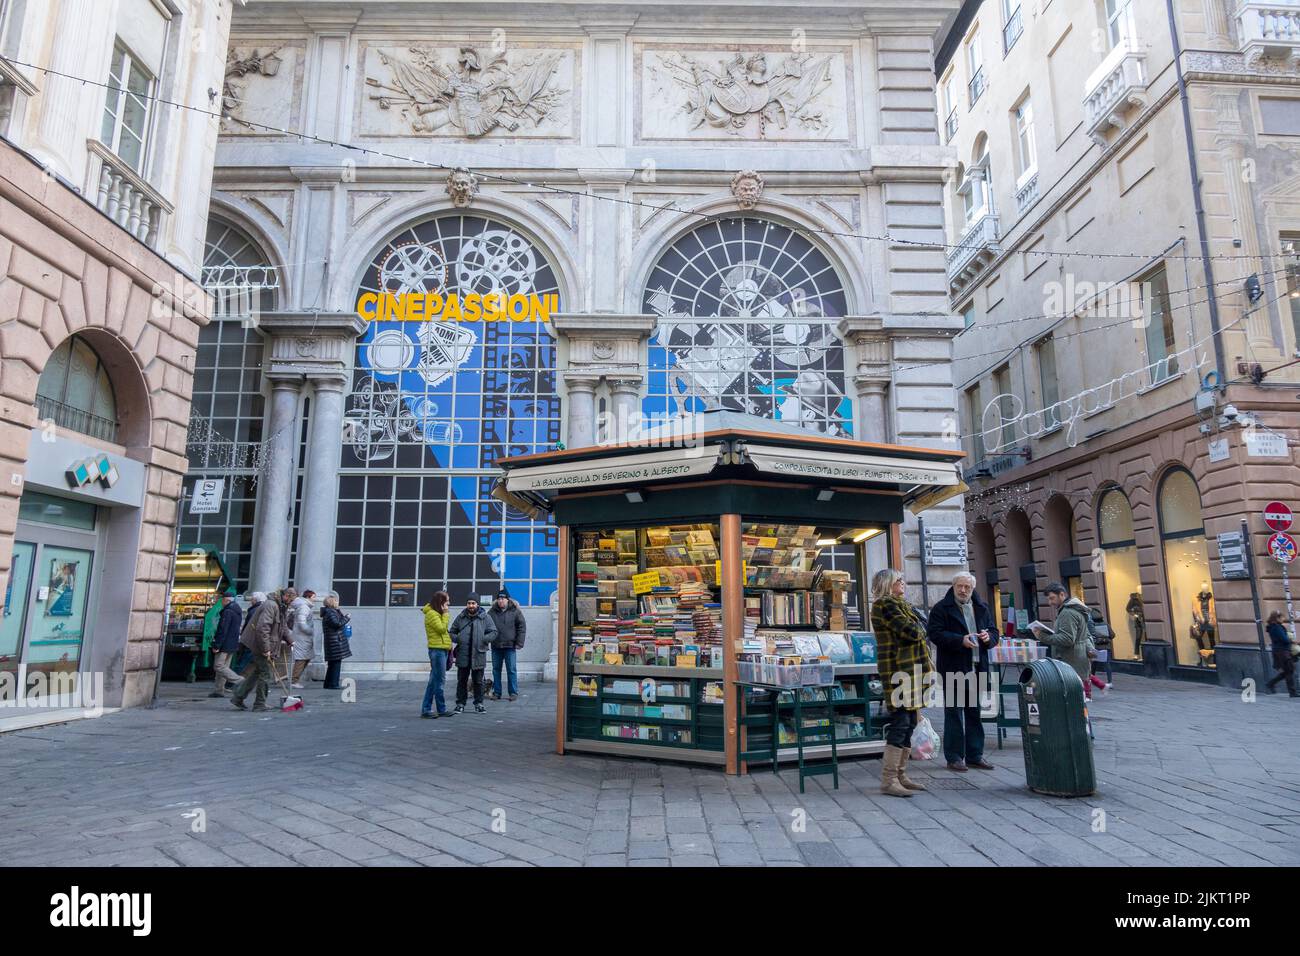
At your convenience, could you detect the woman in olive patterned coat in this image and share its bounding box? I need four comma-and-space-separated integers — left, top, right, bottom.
870, 569, 935, 798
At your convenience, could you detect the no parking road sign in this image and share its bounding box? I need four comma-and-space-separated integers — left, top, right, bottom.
1264, 502, 1294, 533
1269, 532, 1298, 565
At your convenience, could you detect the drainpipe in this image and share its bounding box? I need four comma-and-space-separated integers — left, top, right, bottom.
1165, 0, 1227, 387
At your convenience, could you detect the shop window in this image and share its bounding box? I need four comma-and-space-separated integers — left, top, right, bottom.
1158, 469, 1215, 668
340, 214, 562, 607
35, 335, 118, 443
17, 491, 96, 531
641, 217, 852, 437
1097, 487, 1143, 661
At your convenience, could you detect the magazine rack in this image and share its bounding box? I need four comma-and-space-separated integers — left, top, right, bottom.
493, 411, 966, 775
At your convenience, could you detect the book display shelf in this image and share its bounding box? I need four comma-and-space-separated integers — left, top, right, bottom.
493, 410, 966, 774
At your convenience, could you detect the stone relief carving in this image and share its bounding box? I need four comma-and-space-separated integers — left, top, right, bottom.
365, 45, 567, 138
648, 50, 836, 139
730, 170, 764, 209
446, 167, 478, 207
221, 46, 296, 133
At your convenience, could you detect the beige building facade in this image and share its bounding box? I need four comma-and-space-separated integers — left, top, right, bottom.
0, 0, 232, 713
938, 0, 1300, 687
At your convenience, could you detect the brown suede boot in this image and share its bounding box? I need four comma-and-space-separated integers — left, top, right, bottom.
880, 745, 913, 798
897, 746, 928, 792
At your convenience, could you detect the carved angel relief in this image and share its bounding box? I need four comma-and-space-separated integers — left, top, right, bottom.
366, 45, 565, 138
657, 51, 834, 138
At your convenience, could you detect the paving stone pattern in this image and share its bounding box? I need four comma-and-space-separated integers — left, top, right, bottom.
2, 674, 1298, 867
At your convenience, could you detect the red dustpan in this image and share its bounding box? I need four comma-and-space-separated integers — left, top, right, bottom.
271, 651, 303, 712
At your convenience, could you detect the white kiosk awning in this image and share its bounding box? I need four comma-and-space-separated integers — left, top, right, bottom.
501, 446, 724, 494
739, 442, 962, 487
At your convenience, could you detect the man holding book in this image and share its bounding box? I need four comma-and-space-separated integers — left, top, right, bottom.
926, 572, 999, 772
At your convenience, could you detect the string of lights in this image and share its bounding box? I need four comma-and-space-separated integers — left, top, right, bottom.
11, 56, 1300, 267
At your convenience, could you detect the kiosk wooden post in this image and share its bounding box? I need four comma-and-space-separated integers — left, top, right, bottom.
721, 512, 743, 775
555, 524, 570, 755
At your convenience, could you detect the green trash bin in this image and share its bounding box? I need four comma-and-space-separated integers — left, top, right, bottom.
1017, 658, 1095, 796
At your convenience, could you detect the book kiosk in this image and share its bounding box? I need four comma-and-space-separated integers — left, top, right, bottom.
493, 412, 966, 775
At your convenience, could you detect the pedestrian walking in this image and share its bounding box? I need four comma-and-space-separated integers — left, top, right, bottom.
208, 590, 244, 698
321, 594, 351, 691
1031, 582, 1094, 699
1089, 607, 1115, 690
488, 587, 526, 701
288, 588, 316, 688
233, 591, 265, 676
421, 591, 452, 718
231, 589, 283, 711
869, 568, 932, 798
926, 571, 998, 772
1265, 611, 1298, 697
450, 596, 497, 714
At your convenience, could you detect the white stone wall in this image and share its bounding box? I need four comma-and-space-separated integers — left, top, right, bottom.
207, 0, 965, 667
1, 0, 235, 274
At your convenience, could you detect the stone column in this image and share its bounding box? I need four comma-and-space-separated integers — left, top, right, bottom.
250, 375, 302, 592
545, 589, 560, 682
295, 374, 348, 595
32, 0, 112, 181
854, 377, 891, 444
838, 318, 892, 443
564, 373, 600, 449
607, 376, 643, 442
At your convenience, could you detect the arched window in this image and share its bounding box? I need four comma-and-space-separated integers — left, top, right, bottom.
1096, 487, 1142, 661
641, 216, 852, 436
338, 214, 562, 609
202, 219, 280, 317
179, 218, 278, 589
35, 335, 118, 441
1158, 468, 1215, 668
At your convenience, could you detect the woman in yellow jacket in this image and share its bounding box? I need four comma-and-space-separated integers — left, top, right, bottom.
421, 591, 453, 718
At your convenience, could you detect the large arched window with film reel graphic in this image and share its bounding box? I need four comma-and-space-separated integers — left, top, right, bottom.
336, 215, 561, 608
641, 217, 853, 436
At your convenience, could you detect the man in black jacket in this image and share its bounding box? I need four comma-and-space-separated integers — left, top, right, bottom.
926, 572, 999, 772
488, 588, 526, 701
208, 591, 244, 698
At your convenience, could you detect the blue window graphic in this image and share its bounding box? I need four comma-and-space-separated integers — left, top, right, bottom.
337, 216, 561, 608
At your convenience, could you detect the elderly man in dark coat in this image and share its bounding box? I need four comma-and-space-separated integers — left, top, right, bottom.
926, 571, 999, 772
208, 590, 244, 698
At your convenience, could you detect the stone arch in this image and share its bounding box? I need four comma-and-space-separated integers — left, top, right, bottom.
1042, 493, 1077, 582
627, 195, 869, 316
1003, 506, 1035, 610
330, 193, 581, 313
204, 197, 291, 295
38, 328, 153, 458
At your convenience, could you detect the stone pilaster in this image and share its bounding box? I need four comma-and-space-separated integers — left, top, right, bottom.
562, 372, 600, 449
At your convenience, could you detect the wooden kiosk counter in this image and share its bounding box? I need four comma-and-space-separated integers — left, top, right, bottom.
493, 412, 965, 775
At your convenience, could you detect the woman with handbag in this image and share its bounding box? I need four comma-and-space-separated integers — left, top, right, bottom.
1265, 611, 1298, 697
321, 594, 352, 690
869, 568, 934, 798
421, 591, 453, 718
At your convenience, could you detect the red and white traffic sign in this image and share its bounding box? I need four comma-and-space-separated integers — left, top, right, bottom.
1264, 501, 1294, 532
1269, 532, 1298, 565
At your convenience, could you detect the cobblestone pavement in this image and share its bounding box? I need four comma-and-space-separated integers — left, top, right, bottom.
2, 672, 1299, 867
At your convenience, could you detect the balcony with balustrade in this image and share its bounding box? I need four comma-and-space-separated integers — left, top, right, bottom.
86, 140, 173, 248
1238, 2, 1300, 69
1083, 37, 1148, 147
947, 211, 1001, 296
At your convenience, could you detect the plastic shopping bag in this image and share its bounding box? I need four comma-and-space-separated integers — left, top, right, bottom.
910, 715, 940, 760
